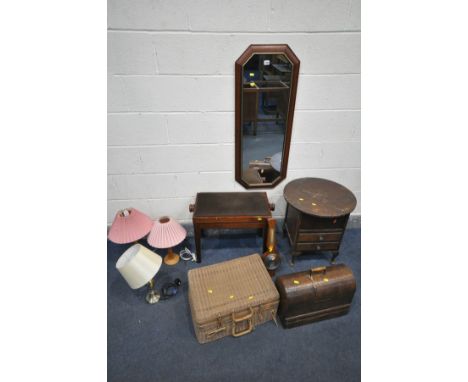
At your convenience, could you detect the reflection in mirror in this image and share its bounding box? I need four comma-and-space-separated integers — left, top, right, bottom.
235, 45, 299, 189
241, 53, 292, 186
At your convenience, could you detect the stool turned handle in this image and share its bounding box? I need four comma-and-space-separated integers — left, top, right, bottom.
269, 203, 275, 211
189, 204, 195, 212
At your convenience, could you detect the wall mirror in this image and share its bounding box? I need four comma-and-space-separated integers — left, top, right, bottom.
235, 44, 300, 189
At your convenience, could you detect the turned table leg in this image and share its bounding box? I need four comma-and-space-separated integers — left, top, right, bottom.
282, 224, 288, 238
288, 251, 299, 267
283, 204, 289, 238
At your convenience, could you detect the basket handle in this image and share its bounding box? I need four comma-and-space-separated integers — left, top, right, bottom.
232, 307, 254, 322
231, 307, 254, 338
231, 318, 253, 337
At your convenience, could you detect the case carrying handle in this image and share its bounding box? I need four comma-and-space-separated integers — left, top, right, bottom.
231, 307, 254, 337
309, 266, 327, 281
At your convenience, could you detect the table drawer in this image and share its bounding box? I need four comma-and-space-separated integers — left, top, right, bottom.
298, 232, 342, 243
300, 214, 348, 230
295, 242, 340, 252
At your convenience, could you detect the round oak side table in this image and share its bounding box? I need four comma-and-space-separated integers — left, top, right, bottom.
283, 177, 357, 264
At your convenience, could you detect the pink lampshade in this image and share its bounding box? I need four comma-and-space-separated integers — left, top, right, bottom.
147, 216, 187, 249
108, 208, 154, 244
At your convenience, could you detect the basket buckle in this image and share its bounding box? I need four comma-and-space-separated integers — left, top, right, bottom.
206, 315, 226, 337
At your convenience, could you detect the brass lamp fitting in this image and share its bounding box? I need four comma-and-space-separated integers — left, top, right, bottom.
146, 278, 160, 304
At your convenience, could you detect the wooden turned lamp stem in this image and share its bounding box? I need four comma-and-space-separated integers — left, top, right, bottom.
164, 247, 180, 265
147, 215, 186, 267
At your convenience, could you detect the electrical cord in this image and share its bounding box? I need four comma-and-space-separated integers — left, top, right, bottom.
179, 247, 197, 262
159, 278, 182, 300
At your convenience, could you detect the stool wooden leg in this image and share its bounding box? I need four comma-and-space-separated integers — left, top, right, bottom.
195, 225, 202, 263
262, 223, 268, 253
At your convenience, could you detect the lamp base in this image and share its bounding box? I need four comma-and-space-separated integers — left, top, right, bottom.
146, 289, 160, 304
164, 248, 180, 266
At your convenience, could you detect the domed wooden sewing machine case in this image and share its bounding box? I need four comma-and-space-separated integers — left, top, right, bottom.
275, 264, 356, 328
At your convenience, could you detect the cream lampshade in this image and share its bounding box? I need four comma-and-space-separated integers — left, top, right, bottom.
108, 208, 153, 244
116, 243, 163, 303
147, 216, 187, 266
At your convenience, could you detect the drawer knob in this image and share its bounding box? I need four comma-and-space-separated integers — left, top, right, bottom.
316, 245, 321, 250
319, 235, 324, 241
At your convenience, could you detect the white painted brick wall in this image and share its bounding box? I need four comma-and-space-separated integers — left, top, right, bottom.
108, 0, 360, 32
108, 33, 361, 75
107, 0, 361, 224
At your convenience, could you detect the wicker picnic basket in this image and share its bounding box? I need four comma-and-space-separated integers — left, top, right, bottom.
188, 254, 280, 344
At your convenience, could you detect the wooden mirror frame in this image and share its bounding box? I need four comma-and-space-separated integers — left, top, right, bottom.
235, 44, 300, 189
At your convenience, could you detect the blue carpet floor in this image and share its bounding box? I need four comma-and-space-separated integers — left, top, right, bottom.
108, 227, 361, 382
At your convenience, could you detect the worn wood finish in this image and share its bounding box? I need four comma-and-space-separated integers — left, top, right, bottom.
283, 178, 357, 264
275, 264, 356, 328
235, 44, 300, 189
297, 232, 343, 242
295, 242, 340, 252
190, 192, 273, 263
284, 178, 357, 217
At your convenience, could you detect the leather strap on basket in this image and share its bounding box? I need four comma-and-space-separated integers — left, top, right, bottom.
231, 307, 254, 337
206, 316, 226, 337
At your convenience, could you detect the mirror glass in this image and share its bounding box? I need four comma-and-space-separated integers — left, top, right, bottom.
240, 53, 293, 186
